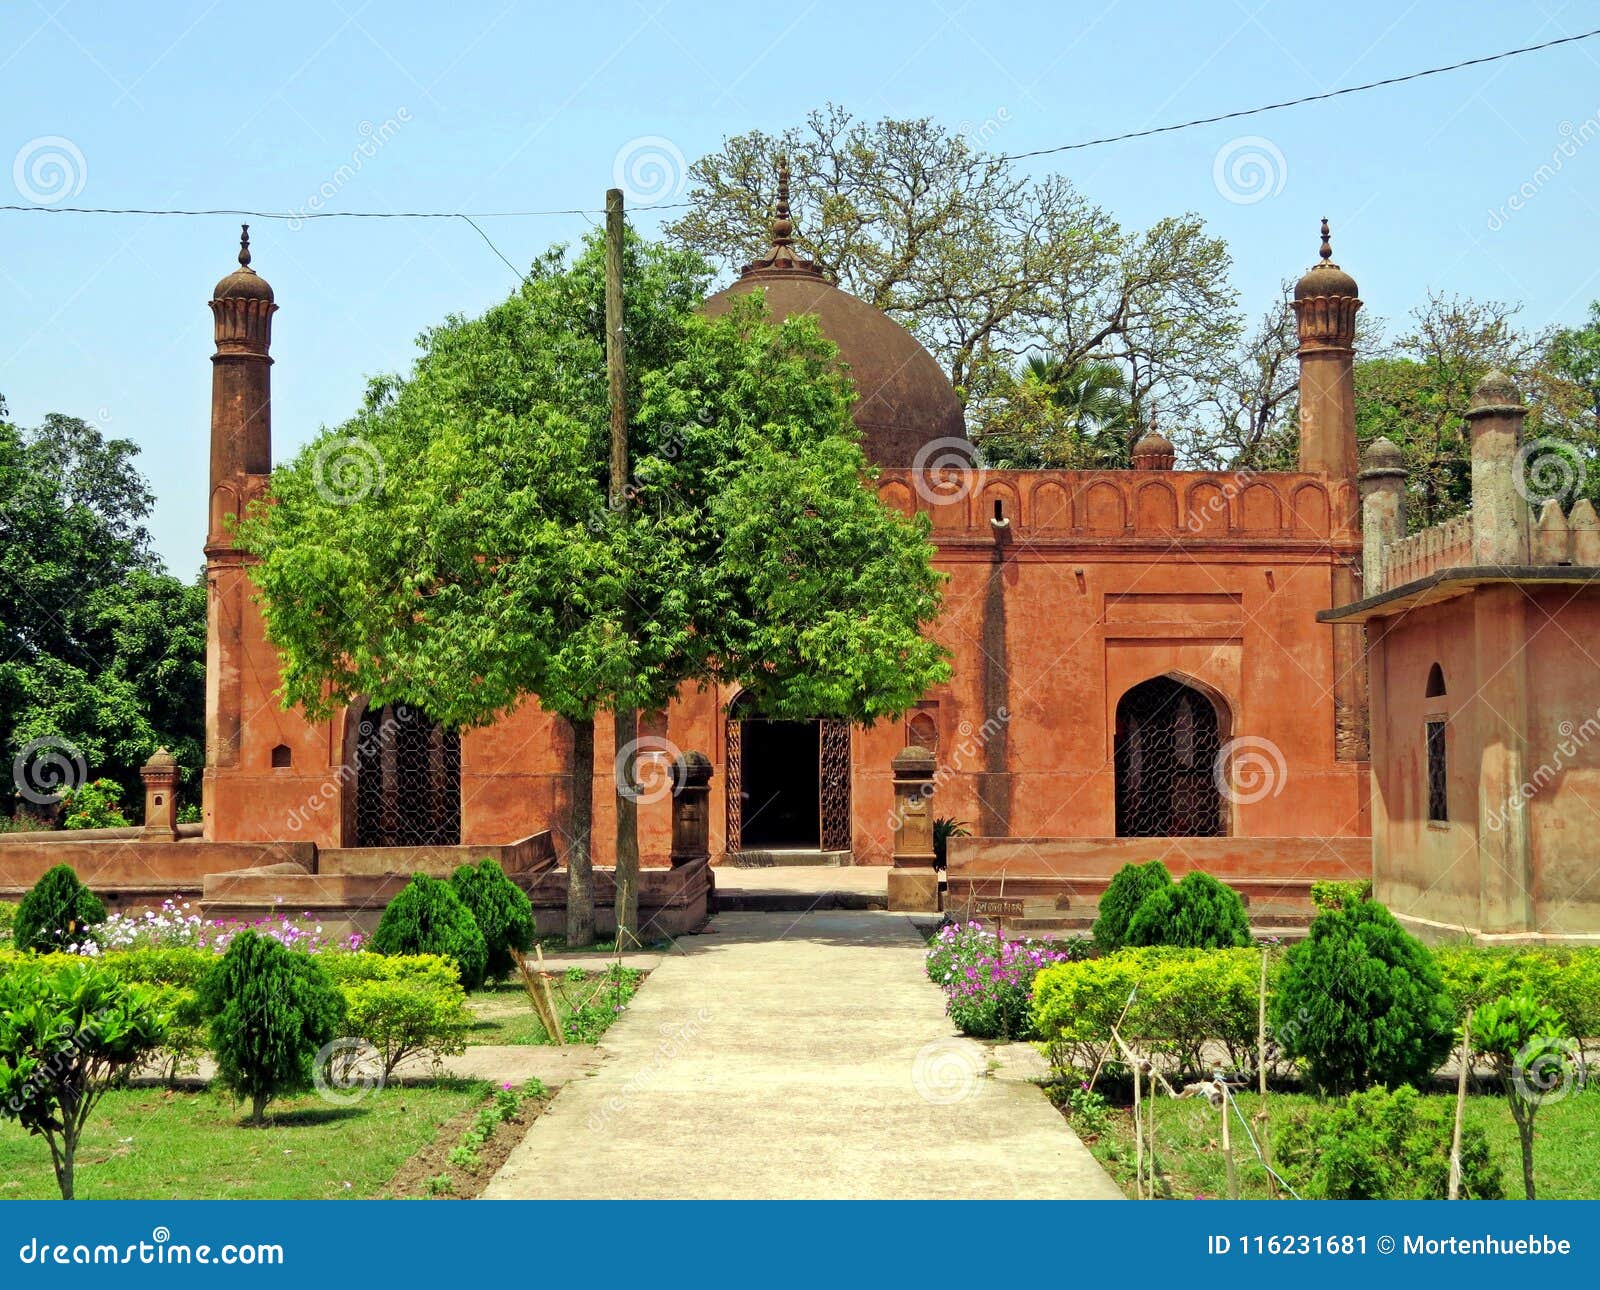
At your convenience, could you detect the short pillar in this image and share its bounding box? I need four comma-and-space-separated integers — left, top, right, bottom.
1466, 369, 1529, 567
887, 744, 939, 912
1358, 437, 1407, 593
140, 747, 180, 840
669, 751, 712, 868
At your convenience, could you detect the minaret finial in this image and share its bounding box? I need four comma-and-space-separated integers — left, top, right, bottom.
238, 223, 252, 269
770, 155, 794, 251
1319, 216, 1331, 263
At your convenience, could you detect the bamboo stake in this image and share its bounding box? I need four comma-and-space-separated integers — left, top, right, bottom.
1257, 948, 1277, 1197
1449, 1007, 1473, 1199
534, 944, 567, 1046
1131, 1054, 1144, 1199
1219, 1077, 1239, 1200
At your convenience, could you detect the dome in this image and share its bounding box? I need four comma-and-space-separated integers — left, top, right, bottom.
213, 224, 274, 303
1469, 368, 1524, 412
701, 162, 966, 466
1131, 419, 1176, 470
1360, 436, 1405, 472
1294, 217, 1358, 301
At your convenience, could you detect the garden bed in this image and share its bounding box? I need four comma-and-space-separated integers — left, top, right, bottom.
466, 965, 645, 1045
1069, 1089, 1600, 1200
385, 1081, 550, 1198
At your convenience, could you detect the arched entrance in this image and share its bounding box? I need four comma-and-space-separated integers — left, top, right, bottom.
725, 694, 852, 853
349, 701, 462, 847
1114, 675, 1226, 837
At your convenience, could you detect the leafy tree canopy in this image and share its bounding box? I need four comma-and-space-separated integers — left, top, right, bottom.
0, 404, 205, 813
237, 231, 948, 731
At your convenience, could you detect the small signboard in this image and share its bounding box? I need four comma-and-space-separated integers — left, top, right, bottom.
972, 897, 1024, 917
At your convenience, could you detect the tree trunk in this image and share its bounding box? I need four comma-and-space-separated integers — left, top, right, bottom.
251, 1091, 269, 1126
566, 716, 596, 947
613, 707, 640, 944
55, 1138, 74, 1200
1515, 1106, 1537, 1200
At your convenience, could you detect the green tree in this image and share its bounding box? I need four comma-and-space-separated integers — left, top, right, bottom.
1471, 990, 1573, 1199
237, 232, 948, 945
451, 858, 535, 982
12, 863, 106, 952
0, 961, 170, 1198
371, 874, 490, 991
667, 105, 1238, 419
0, 405, 205, 810
199, 930, 344, 1125
976, 358, 1134, 468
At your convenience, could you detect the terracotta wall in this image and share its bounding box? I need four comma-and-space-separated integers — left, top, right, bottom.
206, 466, 1368, 869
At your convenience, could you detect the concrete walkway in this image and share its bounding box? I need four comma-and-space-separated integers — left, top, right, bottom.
483, 910, 1121, 1199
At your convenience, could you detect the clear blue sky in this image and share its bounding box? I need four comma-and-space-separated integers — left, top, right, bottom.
3, 0, 1597, 572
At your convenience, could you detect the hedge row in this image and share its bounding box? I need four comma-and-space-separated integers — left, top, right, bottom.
0, 948, 472, 1080
1031, 944, 1600, 1080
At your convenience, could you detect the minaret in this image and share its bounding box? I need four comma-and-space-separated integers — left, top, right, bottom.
203, 226, 276, 830
1293, 220, 1367, 762
738, 156, 824, 280
1292, 218, 1361, 487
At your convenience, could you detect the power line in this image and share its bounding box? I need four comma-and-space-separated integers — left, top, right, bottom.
994, 26, 1600, 161
0, 27, 1593, 227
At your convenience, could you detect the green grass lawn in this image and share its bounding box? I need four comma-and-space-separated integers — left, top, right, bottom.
0, 1081, 486, 1200
466, 965, 644, 1045
1081, 1088, 1600, 1200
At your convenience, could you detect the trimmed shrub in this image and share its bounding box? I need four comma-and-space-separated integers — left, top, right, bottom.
199, 930, 344, 1124
1275, 1085, 1502, 1199
371, 874, 488, 991
1033, 947, 1265, 1079
1093, 860, 1171, 951
1310, 878, 1372, 913
1125, 870, 1251, 949
1436, 945, 1600, 1040
13, 864, 106, 952
1271, 900, 1453, 1093
341, 976, 471, 1079
450, 858, 535, 981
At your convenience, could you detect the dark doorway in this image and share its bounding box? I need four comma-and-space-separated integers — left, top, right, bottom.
351, 702, 461, 847
1114, 676, 1225, 837
739, 715, 821, 848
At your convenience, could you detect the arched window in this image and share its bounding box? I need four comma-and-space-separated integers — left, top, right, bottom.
906, 711, 939, 753
270, 744, 292, 769
1425, 662, 1447, 698
1114, 676, 1226, 837
351, 702, 461, 847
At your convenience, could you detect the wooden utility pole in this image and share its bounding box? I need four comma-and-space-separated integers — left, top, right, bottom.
606, 186, 641, 944
1448, 1008, 1473, 1199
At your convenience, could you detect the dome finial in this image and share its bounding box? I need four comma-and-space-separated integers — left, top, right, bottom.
238, 223, 252, 269
737, 153, 822, 281
770, 154, 795, 251
1319, 216, 1331, 263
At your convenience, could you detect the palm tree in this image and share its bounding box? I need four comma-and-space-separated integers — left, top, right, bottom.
1022, 357, 1135, 468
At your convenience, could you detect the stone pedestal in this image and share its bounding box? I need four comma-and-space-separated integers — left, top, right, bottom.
887, 744, 938, 912
669, 751, 712, 868
140, 747, 180, 841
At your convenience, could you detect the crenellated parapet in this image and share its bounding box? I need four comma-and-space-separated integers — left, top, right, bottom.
877, 467, 1358, 547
